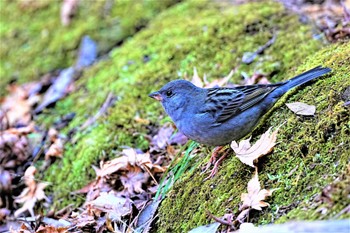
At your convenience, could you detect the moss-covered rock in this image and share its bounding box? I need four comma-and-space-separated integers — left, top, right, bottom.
0, 0, 179, 95
4, 0, 348, 227
157, 43, 350, 232
40, 0, 331, 209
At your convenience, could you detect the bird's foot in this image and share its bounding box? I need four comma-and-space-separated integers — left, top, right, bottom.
202, 146, 229, 180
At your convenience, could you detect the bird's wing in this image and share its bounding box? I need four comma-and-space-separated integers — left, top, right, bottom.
203, 84, 280, 123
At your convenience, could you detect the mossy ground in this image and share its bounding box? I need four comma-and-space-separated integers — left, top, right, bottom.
2, 0, 349, 230
157, 43, 350, 232
0, 0, 178, 95
39, 0, 330, 209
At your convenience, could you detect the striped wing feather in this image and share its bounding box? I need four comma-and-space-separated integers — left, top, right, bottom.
203, 84, 280, 123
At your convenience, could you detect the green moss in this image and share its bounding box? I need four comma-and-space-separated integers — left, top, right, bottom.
157, 43, 349, 232
0, 0, 180, 95
33, 0, 345, 221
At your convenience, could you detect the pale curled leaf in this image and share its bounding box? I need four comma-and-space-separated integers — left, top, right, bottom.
14, 166, 49, 217
86, 192, 131, 221
231, 127, 279, 167
95, 148, 165, 177
191, 67, 204, 87
286, 102, 316, 116
240, 170, 276, 211
45, 138, 64, 160
0, 85, 32, 127
190, 67, 234, 88
61, 0, 79, 26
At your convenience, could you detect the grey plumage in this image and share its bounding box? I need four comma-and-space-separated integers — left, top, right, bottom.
149, 66, 331, 146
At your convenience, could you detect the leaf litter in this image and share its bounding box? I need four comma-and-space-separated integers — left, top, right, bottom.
1, 63, 280, 232
231, 127, 279, 167
4, 2, 342, 229
286, 102, 316, 116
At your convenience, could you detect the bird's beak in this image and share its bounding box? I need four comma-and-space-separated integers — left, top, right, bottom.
149, 91, 162, 101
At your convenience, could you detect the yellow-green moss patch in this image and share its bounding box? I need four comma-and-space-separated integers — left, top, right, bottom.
0, 0, 179, 95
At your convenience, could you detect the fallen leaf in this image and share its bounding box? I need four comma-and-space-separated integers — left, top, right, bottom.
120, 170, 149, 195
190, 67, 234, 88
191, 67, 204, 87
10, 223, 31, 233
240, 169, 275, 211
44, 128, 64, 160
86, 191, 132, 221
0, 124, 34, 168
0, 168, 12, 194
36, 225, 69, 233
35, 67, 76, 114
0, 208, 10, 221
45, 138, 64, 160
5, 123, 35, 135
231, 127, 278, 167
135, 200, 161, 232
14, 166, 49, 217
0, 85, 32, 127
61, 0, 79, 26
242, 72, 271, 85
75, 36, 98, 69
205, 69, 235, 88
286, 102, 316, 116
151, 123, 174, 150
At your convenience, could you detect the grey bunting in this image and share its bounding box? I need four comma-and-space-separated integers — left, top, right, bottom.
149, 66, 331, 146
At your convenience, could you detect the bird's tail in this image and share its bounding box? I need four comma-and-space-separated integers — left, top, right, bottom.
273, 66, 331, 97
283, 66, 331, 90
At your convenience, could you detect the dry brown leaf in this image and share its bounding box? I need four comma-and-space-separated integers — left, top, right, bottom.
61, 0, 79, 26
0, 85, 32, 127
10, 223, 31, 233
94, 155, 129, 178
205, 69, 235, 88
190, 67, 234, 88
286, 102, 316, 116
36, 225, 69, 233
120, 170, 149, 195
45, 138, 64, 160
86, 191, 132, 221
191, 67, 204, 87
242, 73, 271, 85
94, 148, 165, 177
231, 127, 278, 167
72, 212, 95, 228
0, 124, 34, 166
151, 123, 174, 150
5, 123, 35, 135
240, 169, 275, 211
14, 166, 49, 217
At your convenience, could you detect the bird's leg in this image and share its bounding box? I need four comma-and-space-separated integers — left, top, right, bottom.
202, 146, 226, 178
207, 150, 230, 179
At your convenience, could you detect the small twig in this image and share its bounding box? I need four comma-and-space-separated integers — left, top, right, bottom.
142, 165, 158, 186
80, 92, 117, 130
242, 32, 277, 64
334, 204, 350, 219
206, 210, 233, 226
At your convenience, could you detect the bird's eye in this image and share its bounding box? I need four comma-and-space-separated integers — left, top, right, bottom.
166, 90, 173, 97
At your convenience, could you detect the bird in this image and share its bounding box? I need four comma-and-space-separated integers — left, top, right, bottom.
149, 66, 331, 147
